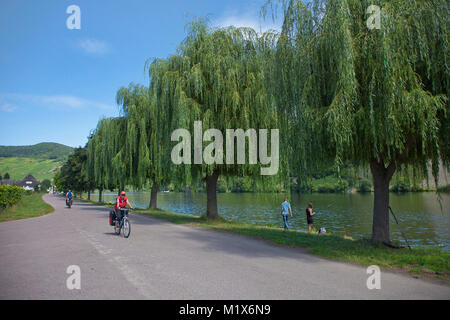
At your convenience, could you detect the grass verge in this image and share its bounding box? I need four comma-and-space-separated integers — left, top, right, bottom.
0, 193, 54, 222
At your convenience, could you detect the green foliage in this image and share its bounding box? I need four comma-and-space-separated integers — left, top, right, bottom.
358, 178, 372, 193
217, 179, 228, 193
390, 180, 426, 193
86, 118, 127, 191
84, 21, 287, 213
41, 179, 51, 191
437, 184, 450, 193
0, 185, 24, 208
312, 179, 349, 193
266, 0, 447, 179
53, 171, 62, 191
0, 143, 73, 160
115, 83, 170, 190
149, 20, 283, 189
59, 147, 93, 193
230, 176, 255, 193
263, 0, 448, 241
390, 180, 409, 193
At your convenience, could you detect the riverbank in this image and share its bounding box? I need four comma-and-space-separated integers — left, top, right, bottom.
0, 193, 54, 222
75, 195, 449, 281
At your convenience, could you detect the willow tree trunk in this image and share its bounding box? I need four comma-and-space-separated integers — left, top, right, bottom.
149, 184, 158, 209
87, 190, 91, 201
99, 188, 103, 203
205, 170, 219, 218
370, 160, 395, 244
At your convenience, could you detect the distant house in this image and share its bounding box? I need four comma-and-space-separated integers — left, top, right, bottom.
18, 174, 41, 190
0, 174, 41, 191
0, 179, 16, 186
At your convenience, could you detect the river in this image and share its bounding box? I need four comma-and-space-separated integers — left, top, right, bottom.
91, 191, 449, 250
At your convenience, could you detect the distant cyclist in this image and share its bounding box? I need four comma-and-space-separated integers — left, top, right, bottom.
114, 191, 134, 227
66, 190, 73, 205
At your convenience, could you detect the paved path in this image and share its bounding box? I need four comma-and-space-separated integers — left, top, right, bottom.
0, 194, 448, 299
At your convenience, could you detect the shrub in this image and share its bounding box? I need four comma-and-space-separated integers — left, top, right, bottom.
217, 179, 228, 193
41, 179, 52, 191
391, 180, 410, 193
437, 184, 450, 193
0, 185, 24, 208
230, 177, 254, 193
336, 179, 349, 192
358, 178, 372, 193
313, 180, 348, 193
410, 184, 425, 192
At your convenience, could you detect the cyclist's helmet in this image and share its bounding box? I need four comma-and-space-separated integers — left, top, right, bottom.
120, 191, 126, 196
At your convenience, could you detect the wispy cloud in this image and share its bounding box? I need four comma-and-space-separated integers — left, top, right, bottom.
212, 10, 281, 34
0, 93, 113, 111
0, 103, 17, 112
77, 39, 110, 55
40, 95, 85, 108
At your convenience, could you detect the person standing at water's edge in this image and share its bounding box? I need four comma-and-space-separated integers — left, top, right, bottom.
306, 202, 316, 232
281, 198, 293, 230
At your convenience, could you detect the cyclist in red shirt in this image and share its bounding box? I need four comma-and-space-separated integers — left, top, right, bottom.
115, 191, 134, 227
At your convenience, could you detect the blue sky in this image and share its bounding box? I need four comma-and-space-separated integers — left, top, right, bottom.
0, 0, 281, 148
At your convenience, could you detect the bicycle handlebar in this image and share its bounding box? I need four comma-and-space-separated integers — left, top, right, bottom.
116, 207, 135, 211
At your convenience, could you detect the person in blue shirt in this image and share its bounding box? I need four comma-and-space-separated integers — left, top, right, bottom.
66, 190, 73, 206
280, 198, 293, 230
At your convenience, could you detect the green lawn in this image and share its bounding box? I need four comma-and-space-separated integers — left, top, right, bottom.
0, 193, 54, 222
0, 157, 63, 181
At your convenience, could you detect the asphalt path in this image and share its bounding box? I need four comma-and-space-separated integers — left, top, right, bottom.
0, 194, 448, 299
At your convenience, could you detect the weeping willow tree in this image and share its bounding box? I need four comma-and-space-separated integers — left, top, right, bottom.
265, 0, 448, 243
86, 116, 128, 202
116, 83, 169, 209
150, 20, 284, 218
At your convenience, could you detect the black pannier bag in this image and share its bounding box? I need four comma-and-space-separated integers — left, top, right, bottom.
109, 210, 116, 226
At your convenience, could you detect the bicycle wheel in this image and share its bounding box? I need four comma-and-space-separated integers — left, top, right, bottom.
122, 218, 131, 238
114, 220, 121, 235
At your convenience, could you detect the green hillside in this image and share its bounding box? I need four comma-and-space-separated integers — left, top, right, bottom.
0, 143, 73, 181
0, 157, 63, 181
0, 142, 73, 160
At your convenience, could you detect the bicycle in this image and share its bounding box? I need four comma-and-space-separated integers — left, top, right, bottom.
66, 198, 73, 208
113, 208, 131, 238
